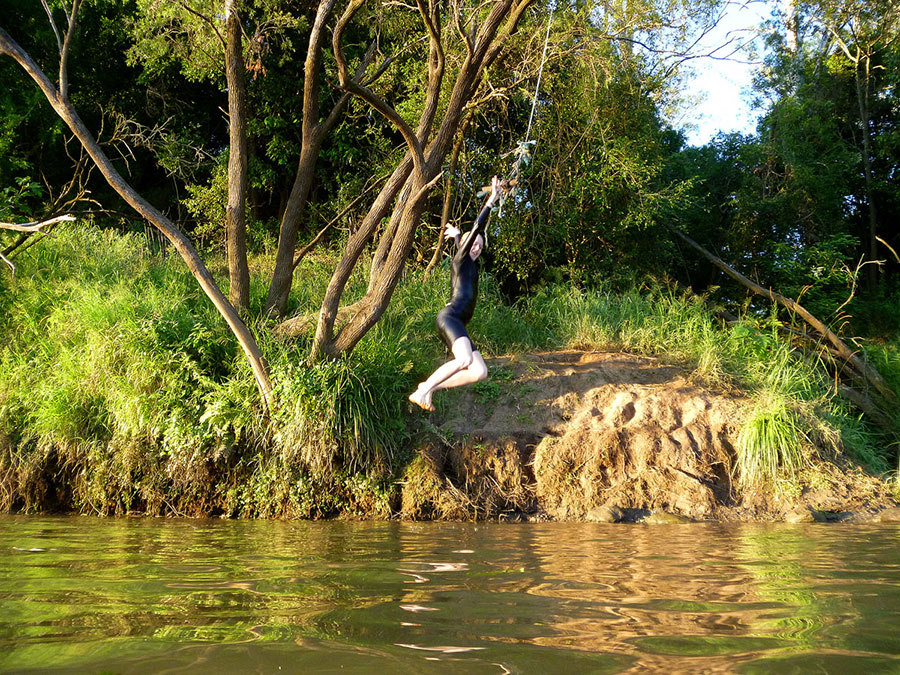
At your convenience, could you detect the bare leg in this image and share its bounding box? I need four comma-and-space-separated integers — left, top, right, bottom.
409, 338, 487, 411
431, 351, 487, 392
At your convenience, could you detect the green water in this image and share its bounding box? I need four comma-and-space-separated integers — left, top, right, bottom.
1, 517, 900, 673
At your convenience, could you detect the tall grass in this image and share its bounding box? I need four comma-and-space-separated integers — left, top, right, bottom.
736, 398, 807, 487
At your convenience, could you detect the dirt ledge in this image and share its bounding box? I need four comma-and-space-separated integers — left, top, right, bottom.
400, 350, 897, 522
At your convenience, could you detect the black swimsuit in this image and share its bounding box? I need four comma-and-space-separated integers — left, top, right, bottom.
435, 203, 492, 351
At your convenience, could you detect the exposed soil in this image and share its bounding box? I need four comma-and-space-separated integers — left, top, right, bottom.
400, 350, 897, 522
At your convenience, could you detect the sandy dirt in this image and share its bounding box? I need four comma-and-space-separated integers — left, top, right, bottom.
400, 350, 896, 522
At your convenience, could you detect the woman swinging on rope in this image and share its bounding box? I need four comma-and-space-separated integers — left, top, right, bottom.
409, 176, 506, 412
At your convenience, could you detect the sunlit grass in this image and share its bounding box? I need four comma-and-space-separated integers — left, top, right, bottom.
736, 398, 807, 487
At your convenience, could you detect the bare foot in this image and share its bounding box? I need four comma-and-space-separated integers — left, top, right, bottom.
408, 387, 434, 412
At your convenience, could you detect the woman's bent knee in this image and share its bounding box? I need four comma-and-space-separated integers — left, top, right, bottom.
457, 354, 474, 369
472, 353, 488, 381
450, 337, 474, 368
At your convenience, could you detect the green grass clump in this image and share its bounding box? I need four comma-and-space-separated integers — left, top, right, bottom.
736, 399, 807, 487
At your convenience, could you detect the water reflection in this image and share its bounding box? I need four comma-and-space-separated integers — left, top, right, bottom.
1, 517, 900, 673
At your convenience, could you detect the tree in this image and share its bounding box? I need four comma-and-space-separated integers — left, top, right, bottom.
808, 0, 900, 289
750, 0, 900, 295
310, 0, 536, 360
264, 0, 379, 318
0, 5, 274, 403
224, 0, 252, 311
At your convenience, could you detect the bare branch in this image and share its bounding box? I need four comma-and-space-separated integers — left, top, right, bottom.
58, 0, 82, 99
180, 1, 226, 48
0, 214, 76, 232
408, 170, 444, 208
359, 33, 432, 87
416, 0, 442, 59
321, 41, 377, 139
876, 236, 900, 264
0, 214, 75, 275
40, 0, 63, 54
291, 173, 390, 271
483, 0, 536, 67
414, 0, 445, 143
332, 0, 426, 175
385, 0, 418, 9
0, 249, 14, 274
453, 0, 474, 57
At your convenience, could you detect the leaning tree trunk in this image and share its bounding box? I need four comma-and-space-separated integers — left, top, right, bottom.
0, 26, 274, 405
265, 0, 336, 318
669, 225, 895, 403
425, 123, 468, 280
224, 0, 251, 312
265, 0, 381, 318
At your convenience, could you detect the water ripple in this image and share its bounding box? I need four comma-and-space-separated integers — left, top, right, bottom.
2, 518, 900, 672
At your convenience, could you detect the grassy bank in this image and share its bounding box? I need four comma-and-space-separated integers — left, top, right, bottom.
0, 226, 896, 516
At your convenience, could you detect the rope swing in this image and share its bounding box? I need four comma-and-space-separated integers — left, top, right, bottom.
480, 0, 556, 202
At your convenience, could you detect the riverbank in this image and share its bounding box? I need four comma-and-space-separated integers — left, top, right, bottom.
402, 350, 898, 523
1, 228, 897, 520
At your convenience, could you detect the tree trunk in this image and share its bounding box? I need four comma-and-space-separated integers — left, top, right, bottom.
669, 225, 895, 402
367, 2, 446, 291
224, 0, 251, 312
312, 0, 534, 361
333, 171, 440, 354
425, 125, 467, 280
267, 142, 322, 316
855, 53, 880, 291
265, 0, 339, 318
311, 155, 415, 359
367, 183, 412, 292
0, 26, 274, 406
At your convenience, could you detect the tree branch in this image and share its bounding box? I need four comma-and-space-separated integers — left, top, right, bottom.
40, 0, 63, 54
0, 251, 14, 275
332, 0, 426, 174
291, 172, 390, 272
0, 214, 76, 232
322, 38, 377, 131
452, 0, 474, 57
180, 1, 226, 48
0, 215, 75, 275
668, 225, 896, 402
58, 0, 82, 99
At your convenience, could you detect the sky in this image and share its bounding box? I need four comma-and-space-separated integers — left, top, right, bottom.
677, 1, 774, 146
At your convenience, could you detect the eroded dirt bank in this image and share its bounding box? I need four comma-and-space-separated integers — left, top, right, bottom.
401, 351, 897, 522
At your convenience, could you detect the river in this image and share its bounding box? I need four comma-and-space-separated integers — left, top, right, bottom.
1, 516, 899, 673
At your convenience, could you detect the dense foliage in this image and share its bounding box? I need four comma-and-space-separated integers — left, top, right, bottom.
3, 1, 897, 301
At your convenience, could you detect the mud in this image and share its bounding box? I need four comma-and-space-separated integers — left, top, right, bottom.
401, 351, 896, 522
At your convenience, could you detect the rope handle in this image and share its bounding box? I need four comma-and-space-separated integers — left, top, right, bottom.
477, 178, 519, 195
